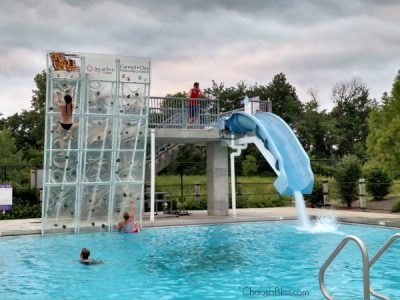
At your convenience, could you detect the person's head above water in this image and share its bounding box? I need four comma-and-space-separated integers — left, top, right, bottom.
123, 212, 130, 221
80, 248, 90, 259
64, 94, 72, 104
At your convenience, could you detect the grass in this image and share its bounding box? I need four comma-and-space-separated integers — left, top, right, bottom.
155, 175, 289, 210
154, 175, 400, 210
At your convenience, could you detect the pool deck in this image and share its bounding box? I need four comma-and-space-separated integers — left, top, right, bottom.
1, 207, 400, 236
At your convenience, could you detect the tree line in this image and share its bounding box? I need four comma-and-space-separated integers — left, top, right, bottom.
1, 69, 400, 187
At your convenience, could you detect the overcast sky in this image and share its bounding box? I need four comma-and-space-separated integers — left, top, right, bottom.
1, 0, 399, 117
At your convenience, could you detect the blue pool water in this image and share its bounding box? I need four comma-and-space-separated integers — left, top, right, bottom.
0, 221, 399, 299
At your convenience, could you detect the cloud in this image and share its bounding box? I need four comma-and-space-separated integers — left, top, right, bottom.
0, 0, 400, 116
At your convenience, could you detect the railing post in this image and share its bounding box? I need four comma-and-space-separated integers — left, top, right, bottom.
359, 178, 367, 209
195, 182, 200, 205
265, 100, 272, 112
323, 179, 329, 205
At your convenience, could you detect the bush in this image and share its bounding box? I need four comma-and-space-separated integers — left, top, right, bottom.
304, 176, 324, 207
334, 155, 362, 208
310, 160, 336, 177
242, 155, 258, 176
391, 200, 400, 212
0, 200, 41, 220
236, 195, 289, 208
13, 188, 39, 204
363, 166, 391, 200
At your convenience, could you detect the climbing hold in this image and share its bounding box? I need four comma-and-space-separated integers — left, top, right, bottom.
62, 225, 66, 229
91, 222, 95, 226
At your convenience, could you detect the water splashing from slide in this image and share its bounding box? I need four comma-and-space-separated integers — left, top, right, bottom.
294, 191, 338, 233
294, 191, 311, 229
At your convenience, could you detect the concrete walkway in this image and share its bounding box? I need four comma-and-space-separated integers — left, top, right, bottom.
1, 207, 400, 236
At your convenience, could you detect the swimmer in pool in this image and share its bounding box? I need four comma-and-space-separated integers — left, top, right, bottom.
117, 202, 141, 233
79, 248, 103, 265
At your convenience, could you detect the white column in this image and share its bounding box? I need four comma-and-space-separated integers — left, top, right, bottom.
230, 152, 237, 217
150, 129, 155, 222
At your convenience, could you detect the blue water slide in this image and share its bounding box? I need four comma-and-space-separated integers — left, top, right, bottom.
223, 111, 313, 196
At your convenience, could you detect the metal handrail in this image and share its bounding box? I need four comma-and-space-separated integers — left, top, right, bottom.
319, 235, 370, 300
320, 233, 400, 300
369, 233, 400, 300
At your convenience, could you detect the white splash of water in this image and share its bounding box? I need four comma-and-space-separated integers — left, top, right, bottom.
308, 213, 340, 234
294, 191, 339, 234
293, 191, 311, 230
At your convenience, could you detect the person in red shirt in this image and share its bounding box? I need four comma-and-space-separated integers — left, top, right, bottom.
187, 82, 207, 125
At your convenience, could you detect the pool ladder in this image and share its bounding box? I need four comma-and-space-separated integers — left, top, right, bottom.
319, 233, 400, 300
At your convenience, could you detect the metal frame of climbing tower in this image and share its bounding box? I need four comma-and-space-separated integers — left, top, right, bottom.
42, 51, 150, 234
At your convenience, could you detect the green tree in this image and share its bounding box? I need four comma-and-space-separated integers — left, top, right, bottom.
367, 70, 400, 178
0, 129, 26, 185
362, 163, 391, 200
242, 155, 258, 176
334, 155, 362, 208
261, 73, 303, 127
330, 78, 376, 158
205, 80, 247, 113
163, 145, 206, 175
3, 71, 46, 163
297, 89, 337, 159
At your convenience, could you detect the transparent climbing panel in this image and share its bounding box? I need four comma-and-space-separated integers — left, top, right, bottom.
43, 51, 150, 234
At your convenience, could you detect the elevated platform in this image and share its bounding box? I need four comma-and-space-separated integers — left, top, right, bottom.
151, 128, 221, 144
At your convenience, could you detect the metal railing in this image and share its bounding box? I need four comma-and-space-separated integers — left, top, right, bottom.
369, 233, 400, 300
319, 233, 400, 300
149, 97, 220, 129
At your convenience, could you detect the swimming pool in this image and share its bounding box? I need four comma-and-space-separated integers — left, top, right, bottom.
0, 221, 399, 299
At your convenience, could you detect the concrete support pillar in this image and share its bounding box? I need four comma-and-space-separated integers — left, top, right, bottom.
359, 178, 367, 209
207, 142, 229, 216
323, 179, 329, 205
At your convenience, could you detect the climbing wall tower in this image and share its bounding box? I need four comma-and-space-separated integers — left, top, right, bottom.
42, 52, 150, 234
